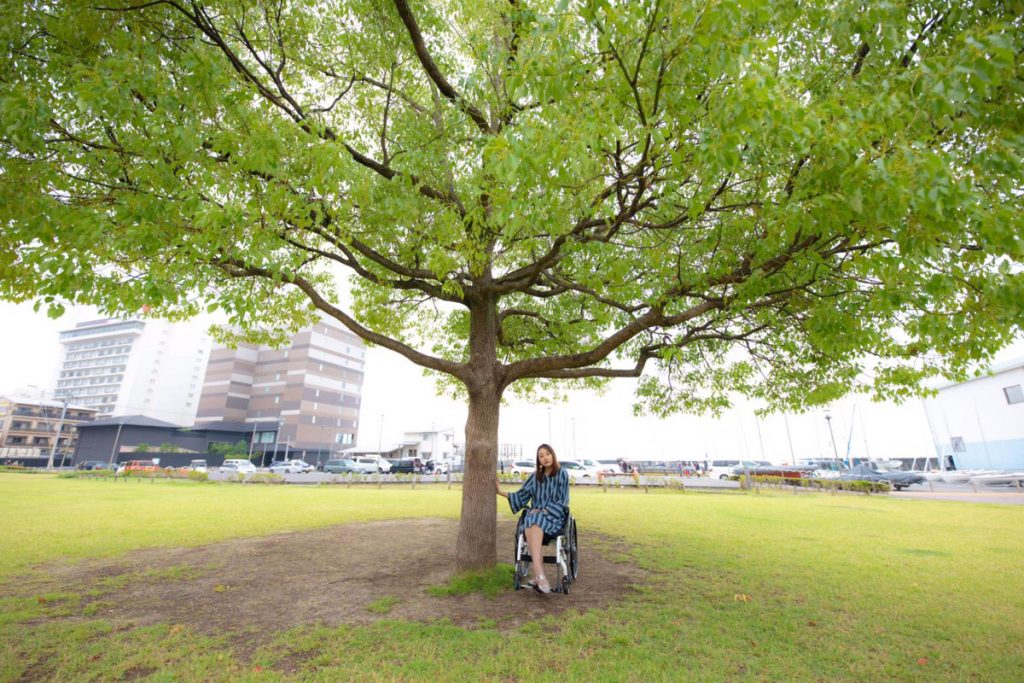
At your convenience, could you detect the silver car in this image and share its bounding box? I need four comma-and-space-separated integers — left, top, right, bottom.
268, 459, 314, 474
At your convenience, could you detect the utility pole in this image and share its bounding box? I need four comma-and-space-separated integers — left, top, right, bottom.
46, 395, 71, 471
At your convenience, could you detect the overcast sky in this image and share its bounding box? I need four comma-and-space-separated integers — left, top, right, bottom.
3, 299, 1019, 463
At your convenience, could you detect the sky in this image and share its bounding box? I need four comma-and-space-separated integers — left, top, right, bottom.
2, 299, 1019, 464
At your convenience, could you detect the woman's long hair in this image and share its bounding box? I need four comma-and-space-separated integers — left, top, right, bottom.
535, 443, 560, 483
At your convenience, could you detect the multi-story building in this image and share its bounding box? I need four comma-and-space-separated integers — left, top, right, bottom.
195, 317, 364, 461
53, 318, 211, 424
0, 395, 98, 465
400, 428, 458, 463
922, 355, 1024, 470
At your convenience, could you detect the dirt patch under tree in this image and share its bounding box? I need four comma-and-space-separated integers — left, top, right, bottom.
9, 517, 647, 643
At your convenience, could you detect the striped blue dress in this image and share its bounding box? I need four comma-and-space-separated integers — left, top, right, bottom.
507, 468, 569, 536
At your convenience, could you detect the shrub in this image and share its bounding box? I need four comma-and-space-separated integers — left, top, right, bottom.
246, 473, 285, 485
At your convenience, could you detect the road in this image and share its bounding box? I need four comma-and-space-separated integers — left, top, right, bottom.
205, 470, 1024, 504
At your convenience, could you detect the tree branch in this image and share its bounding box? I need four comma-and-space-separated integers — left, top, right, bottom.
211, 256, 467, 379
392, 0, 491, 132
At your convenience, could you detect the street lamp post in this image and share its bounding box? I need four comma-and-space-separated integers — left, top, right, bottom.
825, 411, 839, 462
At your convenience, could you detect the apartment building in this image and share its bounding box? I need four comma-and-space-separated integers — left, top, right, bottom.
195, 318, 364, 460
0, 395, 98, 464
54, 318, 211, 424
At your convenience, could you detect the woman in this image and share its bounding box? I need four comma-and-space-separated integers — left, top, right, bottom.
496, 443, 569, 594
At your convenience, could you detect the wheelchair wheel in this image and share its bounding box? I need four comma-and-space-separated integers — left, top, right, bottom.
568, 518, 579, 580
555, 548, 569, 594
514, 559, 529, 590
513, 531, 529, 590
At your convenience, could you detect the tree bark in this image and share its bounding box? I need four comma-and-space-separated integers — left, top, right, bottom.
454, 296, 504, 572
454, 383, 501, 571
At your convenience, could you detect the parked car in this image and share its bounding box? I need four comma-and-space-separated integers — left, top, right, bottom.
351, 456, 389, 474
707, 459, 743, 479
424, 460, 451, 475
221, 458, 257, 473
560, 459, 599, 480
575, 458, 610, 474
76, 460, 112, 471
187, 460, 208, 473
510, 460, 536, 476
593, 460, 624, 475
322, 458, 359, 474
268, 459, 314, 474
389, 458, 420, 474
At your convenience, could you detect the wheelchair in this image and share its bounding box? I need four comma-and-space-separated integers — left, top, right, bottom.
513, 508, 579, 594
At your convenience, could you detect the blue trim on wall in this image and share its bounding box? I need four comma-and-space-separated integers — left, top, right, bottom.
936, 438, 1024, 470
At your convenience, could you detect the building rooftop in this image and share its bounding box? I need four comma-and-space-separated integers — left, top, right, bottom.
80, 415, 183, 429
933, 355, 1024, 390
0, 395, 97, 412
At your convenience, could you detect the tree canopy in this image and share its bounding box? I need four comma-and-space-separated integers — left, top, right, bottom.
2, 0, 1022, 569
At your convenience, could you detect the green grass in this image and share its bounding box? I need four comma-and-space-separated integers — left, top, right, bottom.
427, 563, 515, 598
366, 596, 401, 615
2, 473, 1023, 681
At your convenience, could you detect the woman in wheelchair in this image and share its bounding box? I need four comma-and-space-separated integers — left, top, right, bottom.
496, 443, 569, 594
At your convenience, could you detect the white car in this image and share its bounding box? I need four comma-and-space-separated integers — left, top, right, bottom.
351, 456, 389, 474
221, 459, 257, 473
268, 459, 314, 474
560, 459, 600, 480
509, 460, 536, 476
576, 458, 616, 474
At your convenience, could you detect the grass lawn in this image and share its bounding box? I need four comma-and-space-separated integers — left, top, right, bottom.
2, 473, 1023, 681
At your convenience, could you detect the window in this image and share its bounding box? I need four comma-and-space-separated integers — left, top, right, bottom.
1004, 384, 1024, 405
950, 437, 966, 453
274, 396, 280, 404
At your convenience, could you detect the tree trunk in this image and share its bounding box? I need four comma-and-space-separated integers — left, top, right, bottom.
454, 296, 503, 572
454, 384, 501, 572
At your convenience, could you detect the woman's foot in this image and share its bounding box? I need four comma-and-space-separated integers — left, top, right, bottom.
532, 575, 551, 594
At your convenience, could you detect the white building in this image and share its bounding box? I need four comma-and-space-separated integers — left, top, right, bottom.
400, 428, 458, 463
921, 356, 1024, 470
53, 318, 211, 424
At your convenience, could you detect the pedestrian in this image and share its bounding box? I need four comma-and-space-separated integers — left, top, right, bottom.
495, 443, 569, 594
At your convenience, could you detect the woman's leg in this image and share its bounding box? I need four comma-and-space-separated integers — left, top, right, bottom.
526, 525, 545, 579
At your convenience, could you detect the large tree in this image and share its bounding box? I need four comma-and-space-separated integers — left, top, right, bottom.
2, 0, 1022, 570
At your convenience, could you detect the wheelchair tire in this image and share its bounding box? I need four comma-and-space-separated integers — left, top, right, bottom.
568, 518, 579, 580
514, 559, 529, 590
